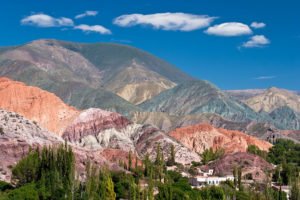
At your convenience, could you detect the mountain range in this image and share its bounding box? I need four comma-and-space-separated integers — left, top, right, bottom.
0, 39, 299, 182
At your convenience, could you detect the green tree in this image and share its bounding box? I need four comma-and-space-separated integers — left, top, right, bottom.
201, 148, 224, 165
7, 183, 39, 200
128, 151, 133, 171
291, 177, 300, 200
156, 184, 173, 200
12, 150, 40, 186
167, 144, 176, 166
99, 169, 116, 200
147, 177, 154, 200
238, 167, 243, 191
247, 145, 267, 160
233, 166, 238, 189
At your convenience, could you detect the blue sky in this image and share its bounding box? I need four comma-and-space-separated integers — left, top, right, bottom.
0, 0, 299, 90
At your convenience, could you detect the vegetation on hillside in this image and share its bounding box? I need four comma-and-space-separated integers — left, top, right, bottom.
248, 139, 300, 199
201, 148, 225, 165
0, 141, 295, 200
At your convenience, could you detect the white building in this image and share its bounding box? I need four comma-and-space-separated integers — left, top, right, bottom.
189, 169, 234, 188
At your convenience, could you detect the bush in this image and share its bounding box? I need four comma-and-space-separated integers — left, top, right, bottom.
7, 183, 38, 200
247, 145, 267, 160
0, 181, 12, 191
201, 148, 224, 165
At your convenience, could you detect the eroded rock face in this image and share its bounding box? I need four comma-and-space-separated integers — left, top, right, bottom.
0, 109, 62, 181
201, 152, 273, 182
0, 77, 80, 135
169, 123, 272, 155
62, 108, 200, 164
0, 109, 121, 182
62, 108, 132, 143
105, 62, 176, 105
134, 125, 201, 164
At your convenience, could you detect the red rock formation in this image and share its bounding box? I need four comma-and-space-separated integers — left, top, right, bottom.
0, 77, 80, 135
169, 123, 272, 154
100, 149, 142, 167
201, 152, 273, 182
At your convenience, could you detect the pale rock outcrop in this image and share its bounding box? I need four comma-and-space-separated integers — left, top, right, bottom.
62, 108, 201, 164
0, 109, 62, 181
62, 108, 132, 143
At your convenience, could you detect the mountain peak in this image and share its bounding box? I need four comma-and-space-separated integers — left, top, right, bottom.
245, 86, 300, 113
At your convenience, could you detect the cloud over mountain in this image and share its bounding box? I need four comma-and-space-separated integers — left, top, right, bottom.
114, 12, 216, 31
74, 24, 111, 34
21, 14, 74, 27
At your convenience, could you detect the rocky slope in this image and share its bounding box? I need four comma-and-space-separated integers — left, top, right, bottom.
140, 80, 271, 123
0, 77, 79, 135
201, 152, 273, 182
269, 106, 300, 130
0, 108, 126, 182
59, 40, 193, 84
0, 109, 61, 181
0, 39, 192, 113
105, 62, 176, 104
244, 87, 300, 113
225, 89, 266, 101
131, 111, 300, 143
169, 124, 272, 155
62, 108, 200, 164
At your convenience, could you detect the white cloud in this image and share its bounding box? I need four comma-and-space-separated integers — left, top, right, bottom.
113, 12, 216, 31
74, 24, 111, 34
251, 22, 266, 29
21, 14, 74, 27
75, 11, 98, 19
205, 22, 252, 37
242, 35, 270, 48
254, 76, 276, 80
